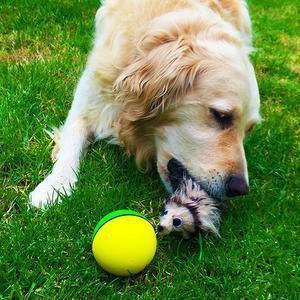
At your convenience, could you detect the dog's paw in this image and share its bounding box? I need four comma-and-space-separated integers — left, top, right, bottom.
29, 173, 77, 209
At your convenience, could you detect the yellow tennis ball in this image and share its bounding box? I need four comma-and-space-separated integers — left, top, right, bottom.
92, 210, 157, 276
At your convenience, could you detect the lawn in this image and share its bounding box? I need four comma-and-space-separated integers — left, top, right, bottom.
0, 0, 299, 298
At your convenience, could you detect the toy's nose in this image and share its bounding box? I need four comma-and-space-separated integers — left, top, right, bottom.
226, 175, 249, 197
157, 224, 164, 232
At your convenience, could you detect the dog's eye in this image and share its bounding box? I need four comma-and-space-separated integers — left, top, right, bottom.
210, 108, 233, 129
173, 218, 182, 228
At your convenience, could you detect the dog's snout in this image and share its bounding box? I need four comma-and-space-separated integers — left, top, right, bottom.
226, 175, 249, 197
157, 224, 164, 232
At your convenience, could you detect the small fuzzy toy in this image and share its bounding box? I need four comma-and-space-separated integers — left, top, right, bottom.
158, 158, 221, 239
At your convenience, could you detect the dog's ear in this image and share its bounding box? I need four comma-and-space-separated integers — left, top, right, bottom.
114, 28, 207, 121
114, 22, 209, 169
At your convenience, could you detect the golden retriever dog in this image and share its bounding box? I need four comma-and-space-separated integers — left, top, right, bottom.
29, 0, 260, 208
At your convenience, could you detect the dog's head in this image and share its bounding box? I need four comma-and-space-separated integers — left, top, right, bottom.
115, 10, 260, 199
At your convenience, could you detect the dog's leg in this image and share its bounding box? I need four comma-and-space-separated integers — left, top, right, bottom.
29, 69, 100, 208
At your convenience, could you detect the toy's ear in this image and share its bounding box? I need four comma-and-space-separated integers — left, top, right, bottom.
114, 27, 206, 121
167, 158, 191, 192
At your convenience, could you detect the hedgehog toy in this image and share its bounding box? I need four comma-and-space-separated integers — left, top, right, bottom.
158, 158, 221, 239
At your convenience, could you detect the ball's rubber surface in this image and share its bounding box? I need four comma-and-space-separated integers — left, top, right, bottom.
92, 209, 147, 240
92, 211, 157, 276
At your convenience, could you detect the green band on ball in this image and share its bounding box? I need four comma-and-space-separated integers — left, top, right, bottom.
92, 209, 149, 240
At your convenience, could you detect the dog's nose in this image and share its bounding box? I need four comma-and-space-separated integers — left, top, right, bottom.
226, 175, 249, 197
157, 224, 164, 232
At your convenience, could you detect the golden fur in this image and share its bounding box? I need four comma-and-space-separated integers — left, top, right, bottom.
29, 0, 260, 208
91, 0, 256, 169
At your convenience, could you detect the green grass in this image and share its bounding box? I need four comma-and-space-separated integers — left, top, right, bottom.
0, 0, 299, 298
